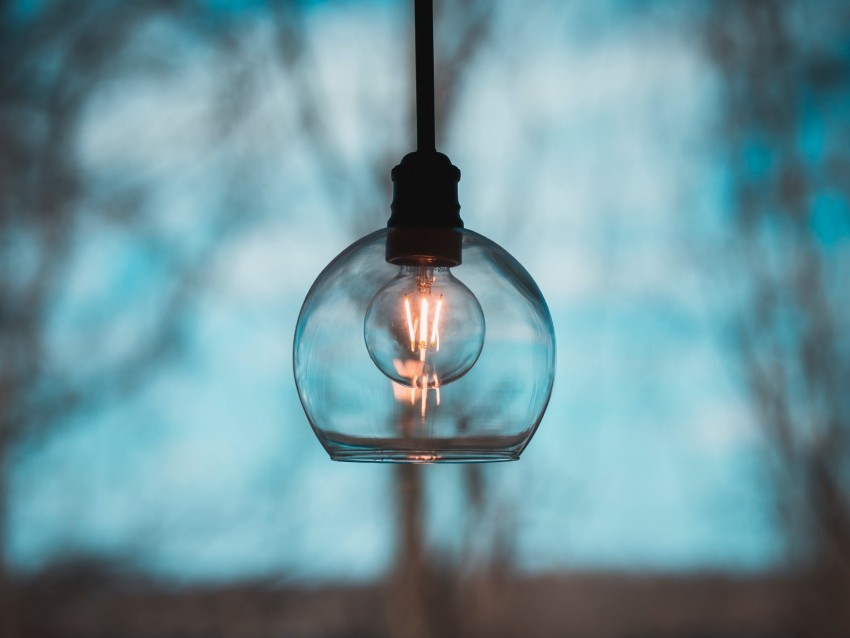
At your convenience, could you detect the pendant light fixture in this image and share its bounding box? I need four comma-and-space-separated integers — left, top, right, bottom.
293, 0, 555, 463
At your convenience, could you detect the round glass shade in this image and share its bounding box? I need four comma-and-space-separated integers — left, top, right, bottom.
293, 228, 555, 463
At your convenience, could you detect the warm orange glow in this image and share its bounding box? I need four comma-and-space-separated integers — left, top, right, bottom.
403, 293, 443, 361
430, 295, 442, 348
420, 373, 428, 417
404, 295, 415, 352
392, 366, 441, 420
395, 285, 446, 420
419, 297, 428, 350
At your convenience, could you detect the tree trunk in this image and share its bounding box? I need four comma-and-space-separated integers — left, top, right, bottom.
387, 463, 431, 638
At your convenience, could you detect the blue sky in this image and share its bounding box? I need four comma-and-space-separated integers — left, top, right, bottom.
8, 0, 783, 582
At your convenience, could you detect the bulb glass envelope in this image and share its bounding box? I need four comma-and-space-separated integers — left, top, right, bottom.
293, 228, 556, 463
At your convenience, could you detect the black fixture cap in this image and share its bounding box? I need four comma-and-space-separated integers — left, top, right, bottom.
386, 151, 463, 266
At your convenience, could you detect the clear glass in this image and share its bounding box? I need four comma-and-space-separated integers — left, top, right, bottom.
364, 265, 485, 388
293, 228, 556, 463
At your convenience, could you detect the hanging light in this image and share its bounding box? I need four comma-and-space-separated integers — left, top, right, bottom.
293, 0, 555, 462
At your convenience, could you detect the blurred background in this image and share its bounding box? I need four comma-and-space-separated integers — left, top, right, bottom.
2, 0, 849, 636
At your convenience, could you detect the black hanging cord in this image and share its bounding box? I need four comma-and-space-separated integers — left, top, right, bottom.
415, 0, 436, 152
386, 0, 462, 251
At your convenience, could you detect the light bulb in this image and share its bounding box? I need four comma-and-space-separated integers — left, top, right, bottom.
364, 264, 485, 389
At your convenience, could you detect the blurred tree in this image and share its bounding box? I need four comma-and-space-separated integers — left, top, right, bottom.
274, 1, 541, 635
0, 3, 167, 632
0, 0, 299, 632
1, 0, 513, 635
281, 1, 506, 633
707, 2, 850, 635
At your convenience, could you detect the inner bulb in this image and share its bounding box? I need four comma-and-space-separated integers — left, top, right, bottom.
364, 265, 485, 389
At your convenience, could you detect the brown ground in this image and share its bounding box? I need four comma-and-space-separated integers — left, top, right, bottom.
10, 570, 810, 638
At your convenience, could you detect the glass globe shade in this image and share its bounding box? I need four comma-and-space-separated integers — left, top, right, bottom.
293, 228, 555, 463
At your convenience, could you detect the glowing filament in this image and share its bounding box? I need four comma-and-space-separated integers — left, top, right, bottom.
419, 297, 428, 350
395, 372, 441, 420
421, 373, 428, 417
398, 287, 444, 419
404, 295, 415, 352
403, 293, 443, 360
430, 295, 442, 349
